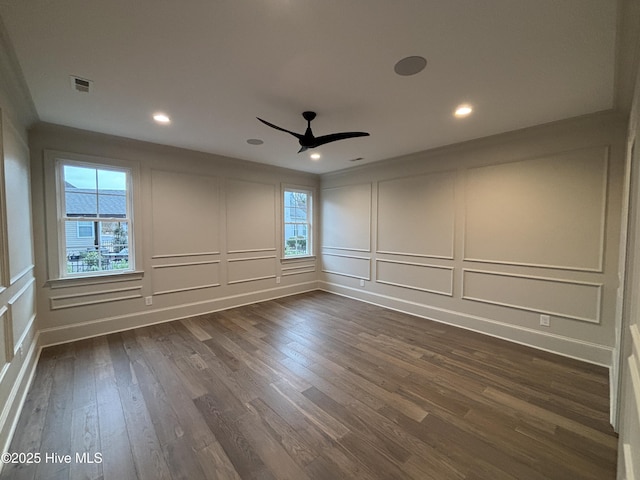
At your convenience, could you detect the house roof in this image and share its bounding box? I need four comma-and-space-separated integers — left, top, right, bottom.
0, 1, 625, 174
65, 188, 126, 218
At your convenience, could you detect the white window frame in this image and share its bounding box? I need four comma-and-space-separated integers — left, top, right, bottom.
283, 186, 313, 259
55, 157, 135, 278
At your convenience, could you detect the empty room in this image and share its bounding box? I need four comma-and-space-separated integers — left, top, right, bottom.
0, 1, 639, 479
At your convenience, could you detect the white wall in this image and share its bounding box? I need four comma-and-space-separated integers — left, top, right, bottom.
29, 124, 319, 345
616, 39, 640, 480
320, 112, 627, 367
0, 17, 39, 461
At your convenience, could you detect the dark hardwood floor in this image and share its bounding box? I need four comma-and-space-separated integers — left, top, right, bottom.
1, 291, 617, 479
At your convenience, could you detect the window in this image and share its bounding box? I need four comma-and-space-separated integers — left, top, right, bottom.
284, 187, 312, 258
58, 160, 133, 276
76, 221, 94, 238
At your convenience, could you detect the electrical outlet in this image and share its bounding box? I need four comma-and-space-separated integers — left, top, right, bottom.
540, 314, 550, 327
145, 296, 153, 306
276, 276, 281, 284
359, 279, 365, 287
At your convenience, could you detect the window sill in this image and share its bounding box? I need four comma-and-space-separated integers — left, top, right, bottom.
47, 270, 144, 289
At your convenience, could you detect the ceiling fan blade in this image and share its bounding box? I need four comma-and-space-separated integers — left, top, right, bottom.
298, 145, 309, 153
257, 117, 303, 140
312, 131, 370, 148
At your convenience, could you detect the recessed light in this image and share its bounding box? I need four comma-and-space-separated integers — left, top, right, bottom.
153, 113, 171, 124
454, 104, 473, 118
247, 138, 264, 145
310, 153, 321, 160
394, 56, 427, 76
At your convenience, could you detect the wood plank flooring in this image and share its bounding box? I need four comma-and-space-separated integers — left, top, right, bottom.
1, 291, 617, 479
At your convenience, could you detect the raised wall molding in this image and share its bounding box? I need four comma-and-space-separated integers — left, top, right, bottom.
50, 285, 143, 310
462, 145, 609, 272
227, 255, 277, 285
151, 252, 221, 259
461, 269, 602, 324
321, 252, 371, 280
375, 259, 454, 296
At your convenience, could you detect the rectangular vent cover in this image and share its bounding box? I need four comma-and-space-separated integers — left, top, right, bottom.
70, 75, 93, 93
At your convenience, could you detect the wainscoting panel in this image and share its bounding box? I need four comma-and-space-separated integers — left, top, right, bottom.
464, 146, 608, 271
462, 269, 602, 323
7, 279, 35, 351
152, 260, 221, 295
226, 179, 276, 253
281, 260, 317, 277
0, 307, 7, 372
322, 252, 370, 280
151, 169, 220, 257
321, 183, 371, 252
3, 122, 33, 284
227, 256, 277, 285
49, 284, 143, 310
377, 171, 455, 259
376, 259, 453, 296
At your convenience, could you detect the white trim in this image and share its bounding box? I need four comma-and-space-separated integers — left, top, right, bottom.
227, 275, 277, 285
321, 246, 371, 253
151, 251, 220, 259
227, 248, 277, 254
227, 255, 277, 263
153, 284, 221, 296
322, 252, 371, 261
376, 250, 454, 260
0, 332, 40, 474
152, 260, 221, 269
8, 264, 34, 287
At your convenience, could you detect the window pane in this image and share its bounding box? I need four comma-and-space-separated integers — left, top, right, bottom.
284, 191, 308, 221
63, 165, 97, 191
97, 169, 126, 191
98, 193, 127, 217
64, 220, 130, 274
77, 221, 94, 238
65, 191, 98, 217
284, 188, 311, 258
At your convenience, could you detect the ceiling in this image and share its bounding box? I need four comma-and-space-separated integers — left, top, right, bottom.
0, 0, 618, 174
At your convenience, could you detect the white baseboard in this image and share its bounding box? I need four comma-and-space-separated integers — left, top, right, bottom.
39, 281, 319, 347
0, 331, 41, 473
319, 281, 613, 368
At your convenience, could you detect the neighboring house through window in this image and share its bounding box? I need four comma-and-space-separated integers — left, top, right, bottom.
58, 159, 133, 276
283, 187, 313, 258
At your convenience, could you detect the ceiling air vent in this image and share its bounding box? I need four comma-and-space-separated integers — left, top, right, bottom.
70, 75, 93, 93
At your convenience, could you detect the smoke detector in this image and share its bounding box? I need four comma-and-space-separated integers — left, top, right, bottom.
70, 75, 94, 93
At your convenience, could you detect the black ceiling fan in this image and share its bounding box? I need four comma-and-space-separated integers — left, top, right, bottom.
257, 111, 369, 153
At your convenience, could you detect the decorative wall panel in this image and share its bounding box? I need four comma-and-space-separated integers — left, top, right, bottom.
321, 184, 371, 251
464, 146, 608, 271
377, 172, 455, 258
227, 256, 276, 284
151, 170, 220, 257
226, 180, 276, 253
322, 253, 370, 280
152, 260, 221, 295
462, 269, 602, 323
376, 259, 453, 296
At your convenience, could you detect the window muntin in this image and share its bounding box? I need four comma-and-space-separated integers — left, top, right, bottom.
59, 161, 132, 276
284, 188, 312, 258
